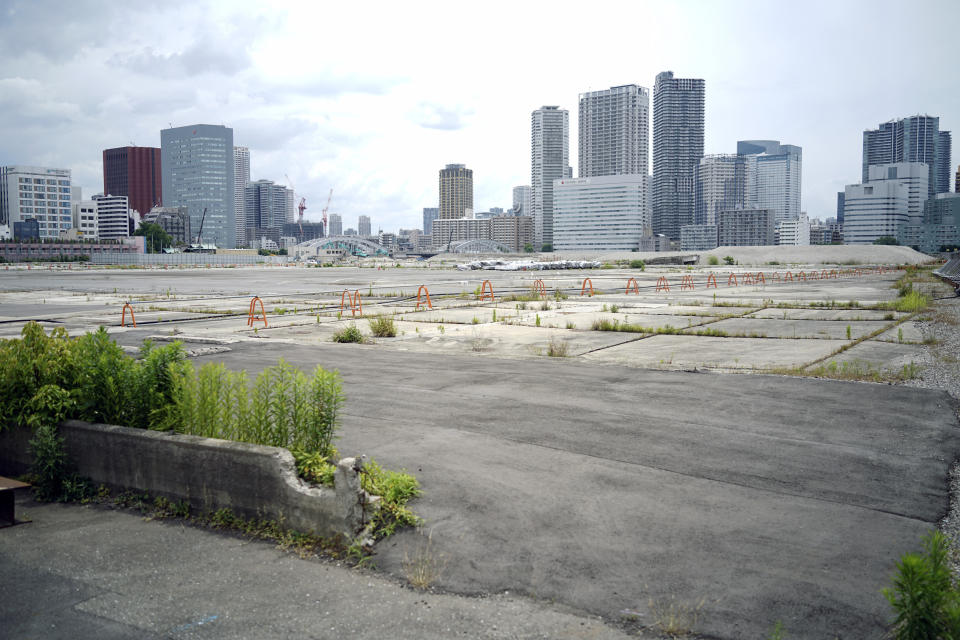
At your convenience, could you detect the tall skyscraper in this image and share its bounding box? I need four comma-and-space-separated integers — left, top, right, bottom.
438, 164, 473, 220
531, 106, 571, 248
244, 179, 293, 241
328, 213, 343, 236
0, 165, 73, 239
422, 207, 438, 234
102, 146, 162, 218
738, 140, 802, 223
862, 115, 952, 198
694, 154, 746, 226
160, 124, 235, 248
578, 85, 649, 178
358, 215, 371, 236
554, 175, 648, 251
652, 71, 705, 242
233, 147, 250, 246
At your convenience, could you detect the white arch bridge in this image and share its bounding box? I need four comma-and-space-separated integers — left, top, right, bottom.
294, 236, 390, 258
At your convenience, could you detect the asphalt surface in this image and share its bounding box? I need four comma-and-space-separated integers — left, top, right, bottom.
86, 334, 960, 639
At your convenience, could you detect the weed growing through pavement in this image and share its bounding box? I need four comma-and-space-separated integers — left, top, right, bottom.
546, 335, 569, 357
403, 529, 448, 590
332, 324, 365, 343
368, 316, 397, 337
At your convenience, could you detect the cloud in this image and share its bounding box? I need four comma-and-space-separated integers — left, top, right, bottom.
411, 102, 474, 130
231, 117, 317, 152
112, 42, 252, 78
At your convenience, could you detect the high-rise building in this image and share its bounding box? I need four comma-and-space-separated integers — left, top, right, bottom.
554, 175, 648, 251
862, 115, 951, 198
652, 71, 705, 242
738, 140, 802, 223
578, 85, 649, 178
244, 180, 293, 242
422, 207, 438, 234
866, 163, 929, 224
143, 206, 190, 245
694, 154, 746, 226
160, 124, 235, 248
899, 193, 960, 253
717, 208, 775, 246
439, 164, 473, 220
233, 147, 250, 246
358, 215, 371, 236
512, 186, 532, 218
777, 214, 810, 246
843, 181, 908, 244
837, 191, 845, 227
955, 165, 959, 193
0, 165, 73, 239
93, 193, 131, 240
102, 146, 162, 218
328, 213, 343, 236
531, 106, 571, 248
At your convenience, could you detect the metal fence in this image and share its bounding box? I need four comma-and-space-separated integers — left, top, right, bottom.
90, 253, 288, 266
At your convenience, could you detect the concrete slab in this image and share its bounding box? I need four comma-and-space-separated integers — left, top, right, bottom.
704, 317, 891, 340
824, 340, 925, 369
582, 334, 845, 370
875, 320, 925, 344
750, 307, 902, 321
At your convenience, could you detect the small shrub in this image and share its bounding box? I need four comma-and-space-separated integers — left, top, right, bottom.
630, 259, 645, 270
707, 255, 720, 266
565, 321, 576, 330
723, 255, 735, 265
362, 459, 422, 539
292, 449, 337, 486
546, 336, 569, 357
610, 304, 620, 313
332, 324, 365, 343
535, 314, 541, 327
883, 530, 960, 639
647, 594, 707, 637
368, 316, 397, 337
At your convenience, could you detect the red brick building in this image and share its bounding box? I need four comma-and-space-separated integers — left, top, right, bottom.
102, 146, 162, 218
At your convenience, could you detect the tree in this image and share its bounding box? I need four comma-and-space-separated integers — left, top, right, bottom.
874, 236, 900, 246
134, 223, 173, 253
523, 243, 534, 253
540, 243, 553, 252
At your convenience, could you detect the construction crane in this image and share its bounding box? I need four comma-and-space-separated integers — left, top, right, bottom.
195, 207, 208, 246
321, 189, 333, 237
285, 174, 307, 243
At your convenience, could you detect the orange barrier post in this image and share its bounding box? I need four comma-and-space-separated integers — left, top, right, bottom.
248, 296, 268, 327
756, 272, 766, 285
121, 303, 136, 327
784, 271, 794, 282
655, 276, 670, 292
742, 272, 755, 285
706, 273, 718, 289
820, 269, 829, 279
680, 274, 695, 290
416, 285, 433, 310
533, 279, 546, 298
479, 280, 495, 302
580, 278, 594, 296
727, 273, 738, 287
798, 271, 807, 281
854, 268, 862, 277
340, 290, 363, 317
830, 269, 838, 279
809, 270, 819, 281
625, 277, 640, 295
771, 272, 781, 283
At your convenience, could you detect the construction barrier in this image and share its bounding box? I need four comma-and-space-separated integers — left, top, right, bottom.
533, 279, 546, 297
756, 272, 766, 285
247, 296, 268, 328
784, 271, 793, 282
706, 273, 717, 289
340, 290, 362, 317
625, 277, 640, 295
742, 272, 755, 285
727, 273, 738, 287
680, 275, 695, 291
655, 276, 670, 292
479, 280, 495, 302
416, 285, 433, 310
580, 278, 594, 296
121, 303, 136, 328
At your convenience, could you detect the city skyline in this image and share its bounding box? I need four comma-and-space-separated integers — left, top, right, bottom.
0, 0, 957, 235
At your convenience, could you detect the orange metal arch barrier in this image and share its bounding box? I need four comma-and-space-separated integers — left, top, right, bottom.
580, 278, 594, 296
625, 277, 640, 295
727, 273, 738, 287
479, 280, 495, 302
808, 270, 819, 281
784, 271, 794, 282
680, 274, 695, 290
248, 296, 268, 327
820, 269, 829, 279
416, 285, 433, 310
121, 303, 136, 327
706, 273, 718, 289
533, 279, 546, 298
854, 268, 862, 277
742, 272, 755, 285
771, 272, 781, 283
798, 271, 807, 281
340, 290, 363, 317
756, 272, 766, 285
655, 276, 670, 292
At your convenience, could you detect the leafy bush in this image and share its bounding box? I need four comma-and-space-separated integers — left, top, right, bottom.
332, 324, 365, 343
629, 259, 645, 270
368, 316, 397, 337
707, 255, 720, 266
723, 255, 735, 265
292, 449, 337, 486
362, 459, 422, 538
884, 530, 960, 639
171, 359, 343, 457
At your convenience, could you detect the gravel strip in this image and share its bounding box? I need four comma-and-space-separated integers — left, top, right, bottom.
905, 293, 960, 571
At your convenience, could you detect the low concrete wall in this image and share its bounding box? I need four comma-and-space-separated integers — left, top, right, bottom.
0, 421, 376, 539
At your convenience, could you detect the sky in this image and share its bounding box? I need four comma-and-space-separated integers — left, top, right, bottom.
0, 0, 957, 233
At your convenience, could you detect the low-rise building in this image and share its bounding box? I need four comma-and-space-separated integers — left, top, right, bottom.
777, 214, 810, 246
680, 224, 718, 250
899, 193, 960, 253
144, 206, 191, 245
553, 175, 648, 251
717, 208, 775, 246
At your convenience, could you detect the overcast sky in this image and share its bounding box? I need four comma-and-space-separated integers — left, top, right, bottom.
1, 0, 956, 232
